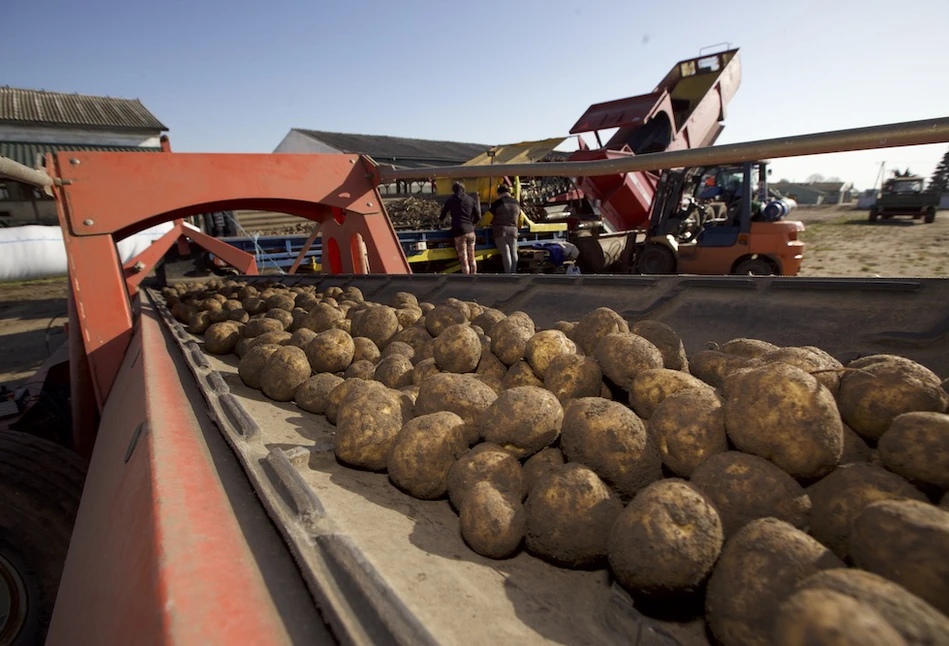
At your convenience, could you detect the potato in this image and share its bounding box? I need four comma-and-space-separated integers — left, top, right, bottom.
198, 297, 222, 312
340, 286, 363, 303
424, 304, 468, 337
723, 363, 843, 479
415, 374, 497, 442
471, 308, 505, 336
323, 286, 343, 299
572, 307, 629, 355
491, 312, 536, 366
648, 387, 727, 477
380, 340, 415, 363
220, 298, 242, 312
325, 378, 376, 425
608, 479, 723, 598
412, 357, 441, 385
705, 518, 845, 646
431, 324, 481, 373
720, 338, 779, 359
524, 330, 576, 377
552, 320, 576, 335
237, 285, 258, 300
334, 383, 404, 471
630, 320, 689, 372
265, 293, 295, 312
460, 481, 526, 559
227, 308, 250, 324
204, 322, 242, 354
350, 336, 381, 365
390, 326, 433, 355
561, 398, 661, 499
208, 308, 231, 323
522, 447, 564, 495
838, 355, 949, 441
301, 303, 344, 333
288, 327, 318, 350
748, 347, 843, 396
188, 310, 212, 334
344, 359, 375, 380
878, 412, 949, 489
479, 386, 563, 459
794, 568, 949, 646
501, 360, 543, 390
373, 354, 414, 389
171, 301, 197, 323
304, 328, 354, 374
524, 464, 623, 568
629, 368, 711, 420
260, 346, 311, 401
395, 306, 422, 328
690, 350, 750, 388
690, 452, 811, 538
774, 588, 907, 646
294, 293, 320, 311
389, 291, 419, 309
840, 423, 872, 464
475, 349, 507, 382
806, 463, 926, 561
244, 317, 285, 338
242, 296, 267, 315
347, 305, 398, 348
850, 499, 949, 614
447, 443, 527, 510
244, 330, 292, 356
544, 354, 603, 402
386, 411, 468, 499
238, 343, 281, 390
295, 373, 344, 414
263, 308, 293, 331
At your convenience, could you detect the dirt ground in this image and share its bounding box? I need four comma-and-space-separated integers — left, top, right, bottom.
1, 206, 946, 387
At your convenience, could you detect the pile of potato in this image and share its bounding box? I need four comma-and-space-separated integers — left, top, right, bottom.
164, 279, 949, 646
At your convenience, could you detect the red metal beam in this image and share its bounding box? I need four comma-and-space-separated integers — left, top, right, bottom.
123, 222, 184, 294
289, 225, 321, 275
48, 301, 296, 644
182, 223, 259, 276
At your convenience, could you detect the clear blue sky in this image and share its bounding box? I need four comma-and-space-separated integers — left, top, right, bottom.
6, 0, 948, 189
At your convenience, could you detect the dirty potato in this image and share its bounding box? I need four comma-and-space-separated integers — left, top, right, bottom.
629, 368, 712, 420
350, 305, 399, 349
238, 343, 282, 390
471, 308, 505, 337
630, 320, 689, 372
390, 326, 433, 356
774, 588, 907, 646
386, 411, 468, 499
806, 462, 926, 561
324, 378, 376, 425
373, 354, 414, 389
593, 332, 663, 391
447, 442, 527, 510
264, 308, 294, 330
460, 481, 527, 559
305, 328, 355, 374
475, 350, 507, 383
412, 357, 441, 385
389, 291, 419, 309
608, 479, 723, 598
560, 398, 661, 499
295, 373, 345, 414
301, 302, 345, 333
689, 350, 750, 388
792, 568, 949, 646
334, 383, 404, 471
289, 327, 318, 350
479, 386, 563, 459
381, 340, 415, 362
260, 346, 311, 401
204, 322, 242, 354
704, 518, 845, 646
723, 363, 843, 479
522, 448, 565, 495
344, 359, 375, 380
647, 387, 727, 477
850, 499, 949, 614
415, 373, 497, 442
838, 355, 949, 441
432, 323, 481, 373
188, 310, 212, 334
544, 354, 603, 402
501, 360, 544, 390
572, 307, 630, 355
878, 411, 949, 489
525, 464, 623, 568
840, 423, 872, 464
425, 304, 468, 337
491, 312, 536, 366
720, 338, 779, 359
690, 452, 811, 539
525, 330, 576, 377
352, 336, 382, 364
747, 347, 844, 396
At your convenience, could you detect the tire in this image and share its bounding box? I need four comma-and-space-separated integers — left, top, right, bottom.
924, 207, 936, 224
637, 244, 677, 274
868, 206, 878, 222
733, 257, 776, 275
0, 432, 87, 645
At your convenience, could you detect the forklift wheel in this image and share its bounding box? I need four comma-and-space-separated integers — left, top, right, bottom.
637, 244, 677, 274
733, 257, 775, 275
924, 207, 936, 224
0, 432, 86, 645
868, 207, 878, 223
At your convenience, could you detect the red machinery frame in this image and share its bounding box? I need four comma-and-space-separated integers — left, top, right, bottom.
48, 141, 410, 455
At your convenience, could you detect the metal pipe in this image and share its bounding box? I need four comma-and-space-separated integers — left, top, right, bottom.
378, 117, 949, 181
0, 155, 54, 187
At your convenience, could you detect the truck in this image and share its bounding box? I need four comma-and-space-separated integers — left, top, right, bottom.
869, 173, 940, 223
0, 115, 948, 644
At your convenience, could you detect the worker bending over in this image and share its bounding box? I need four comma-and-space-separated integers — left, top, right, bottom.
439, 181, 481, 275
486, 184, 534, 274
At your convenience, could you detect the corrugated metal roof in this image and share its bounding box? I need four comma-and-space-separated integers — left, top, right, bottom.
0, 87, 167, 131
0, 142, 162, 168
294, 129, 489, 169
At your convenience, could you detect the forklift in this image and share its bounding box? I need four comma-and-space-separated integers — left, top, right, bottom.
635, 161, 805, 275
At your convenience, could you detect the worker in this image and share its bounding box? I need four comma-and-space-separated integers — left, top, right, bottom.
487, 184, 534, 274
439, 181, 481, 275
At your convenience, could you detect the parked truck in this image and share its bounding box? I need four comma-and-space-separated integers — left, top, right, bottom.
869, 173, 940, 223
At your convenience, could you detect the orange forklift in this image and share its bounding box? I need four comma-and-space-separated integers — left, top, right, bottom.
635, 161, 805, 275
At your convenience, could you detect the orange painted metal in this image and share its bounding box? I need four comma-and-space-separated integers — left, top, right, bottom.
123, 222, 184, 294
181, 223, 260, 275
47, 302, 294, 645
